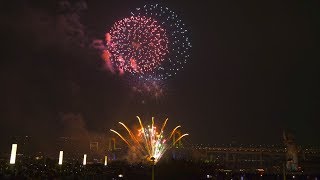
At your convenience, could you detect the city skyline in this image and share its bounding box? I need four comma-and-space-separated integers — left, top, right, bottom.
0, 0, 319, 154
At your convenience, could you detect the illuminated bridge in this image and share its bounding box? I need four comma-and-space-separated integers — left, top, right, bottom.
185, 145, 320, 173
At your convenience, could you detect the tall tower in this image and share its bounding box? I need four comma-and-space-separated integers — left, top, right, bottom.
108, 138, 116, 151
283, 131, 299, 171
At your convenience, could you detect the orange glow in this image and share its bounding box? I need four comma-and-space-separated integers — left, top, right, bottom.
130, 58, 138, 72
105, 33, 111, 43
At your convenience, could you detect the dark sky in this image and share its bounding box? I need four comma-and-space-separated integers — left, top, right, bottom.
1, 0, 320, 152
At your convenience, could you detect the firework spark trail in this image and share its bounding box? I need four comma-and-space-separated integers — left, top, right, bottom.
110, 116, 188, 163
118, 122, 148, 157
169, 125, 181, 139
137, 116, 151, 155
173, 133, 189, 145
119, 122, 138, 143
160, 118, 168, 133
110, 129, 131, 146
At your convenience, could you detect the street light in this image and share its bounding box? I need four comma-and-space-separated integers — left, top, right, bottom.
58, 151, 63, 165
151, 157, 155, 180
10, 144, 17, 165
104, 155, 108, 166
83, 154, 87, 166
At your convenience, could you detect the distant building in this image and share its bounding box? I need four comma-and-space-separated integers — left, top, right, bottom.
283, 131, 299, 171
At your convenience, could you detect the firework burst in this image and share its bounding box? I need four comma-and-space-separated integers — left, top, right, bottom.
106, 15, 169, 76
95, 4, 191, 97
110, 116, 188, 163
131, 4, 192, 80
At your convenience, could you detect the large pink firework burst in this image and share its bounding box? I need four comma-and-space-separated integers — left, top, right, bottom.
92, 4, 192, 98
104, 16, 169, 76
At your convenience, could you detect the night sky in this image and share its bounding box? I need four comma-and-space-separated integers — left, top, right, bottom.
1, 0, 319, 152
